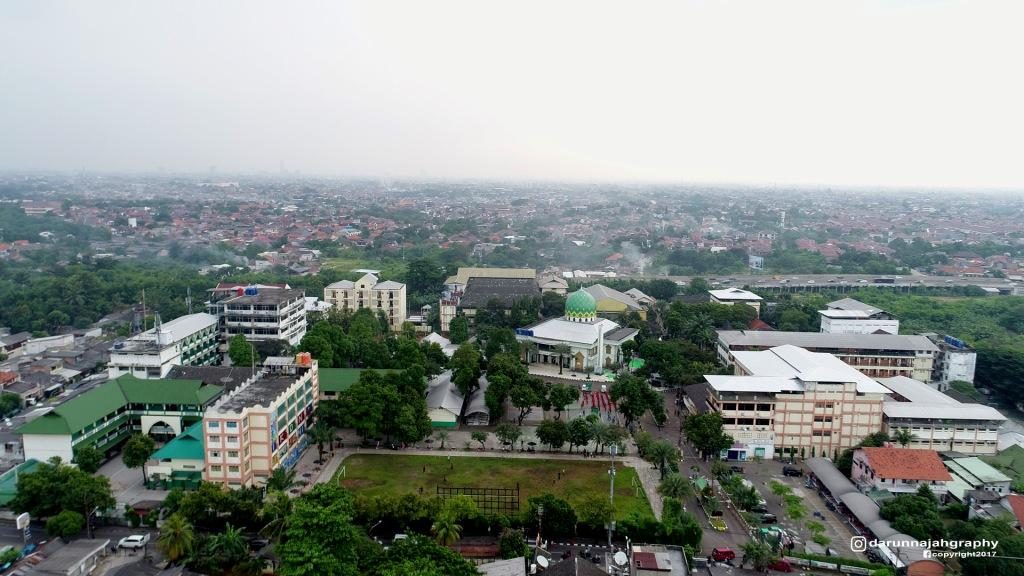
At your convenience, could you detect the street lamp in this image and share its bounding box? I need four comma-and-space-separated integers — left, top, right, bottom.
536, 504, 544, 548
608, 445, 617, 548
368, 520, 383, 543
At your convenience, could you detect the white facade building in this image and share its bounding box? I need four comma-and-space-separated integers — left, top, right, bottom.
708, 288, 763, 315
215, 287, 307, 346
819, 298, 899, 335
324, 273, 407, 331
107, 313, 219, 379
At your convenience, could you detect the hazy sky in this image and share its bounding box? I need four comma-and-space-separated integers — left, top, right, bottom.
2, 1, 1023, 189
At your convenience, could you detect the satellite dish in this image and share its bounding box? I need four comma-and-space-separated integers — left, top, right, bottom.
614, 551, 628, 566
537, 555, 549, 569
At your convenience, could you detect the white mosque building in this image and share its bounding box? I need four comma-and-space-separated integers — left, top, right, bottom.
515, 289, 638, 373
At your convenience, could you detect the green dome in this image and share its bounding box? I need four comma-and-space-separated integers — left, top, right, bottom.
565, 288, 597, 320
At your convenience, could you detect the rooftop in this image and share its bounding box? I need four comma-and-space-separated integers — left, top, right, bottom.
17, 375, 221, 436
222, 288, 304, 305
945, 456, 1012, 485
518, 317, 621, 346
33, 539, 110, 576
114, 313, 218, 352
827, 298, 885, 315
877, 376, 957, 404
319, 367, 400, 393
445, 267, 536, 286
215, 373, 302, 413
882, 401, 1006, 421
858, 447, 952, 481
460, 277, 540, 308
151, 420, 205, 461
582, 284, 642, 310
709, 288, 763, 301
718, 330, 939, 352
728, 344, 891, 393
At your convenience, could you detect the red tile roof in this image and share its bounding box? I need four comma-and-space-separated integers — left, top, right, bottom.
1006, 494, 1024, 527
859, 447, 952, 482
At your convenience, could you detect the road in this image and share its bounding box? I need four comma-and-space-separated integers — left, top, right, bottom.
619, 272, 1019, 291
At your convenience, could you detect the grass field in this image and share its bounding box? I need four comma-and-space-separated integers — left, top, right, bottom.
336, 454, 653, 521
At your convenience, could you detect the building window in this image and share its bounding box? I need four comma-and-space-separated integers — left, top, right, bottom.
210, 465, 222, 472
227, 436, 238, 443
207, 422, 220, 429
228, 451, 239, 458
226, 421, 238, 429
229, 465, 240, 473
208, 435, 220, 443
209, 451, 221, 458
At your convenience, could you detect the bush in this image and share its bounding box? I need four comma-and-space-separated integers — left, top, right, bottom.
786, 551, 888, 571
46, 510, 85, 540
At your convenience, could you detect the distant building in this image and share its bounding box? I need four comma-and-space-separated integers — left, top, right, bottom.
324, 273, 407, 331
202, 354, 318, 488
538, 276, 569, 295
452, 277, 541, 331
107, 313, 219, 379
716, 330, 939, 383
440, 268, 537, 332
926, 334, 977, 387
819, 298, 900, 335
852, 446, 951, 499
209, 285, 307, 346
944, 456, 1012, 501
879, 376, 1004, 455
708, 288, 763, 315
582, 284, 651, 320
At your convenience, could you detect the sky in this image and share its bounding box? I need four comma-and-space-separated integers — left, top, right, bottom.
1, 1, 1023, 189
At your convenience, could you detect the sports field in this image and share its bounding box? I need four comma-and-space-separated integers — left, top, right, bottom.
336, 454, 653, 520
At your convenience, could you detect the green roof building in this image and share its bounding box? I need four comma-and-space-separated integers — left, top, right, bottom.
148, 421, 205, 489
18, 375, 224, 464
319, 368, 402, 398
565, 288, 598, 322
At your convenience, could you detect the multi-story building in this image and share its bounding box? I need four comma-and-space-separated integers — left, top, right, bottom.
440, 267, 537, 332
323, 273, 407, 331
211, 286, 307, 346
202, 354, 318, 488
17, 374, 224, 462
107, 313, 219, 379
926, 334, 977, 387
819, 298, 899, 335
708, 288, 763, 315
702, 344, 890, 461
879, 376, 1004, 455
852, 447, 951, 499
717, 330, 939, 382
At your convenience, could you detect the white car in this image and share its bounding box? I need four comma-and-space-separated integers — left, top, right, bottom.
118, 534, 150, 549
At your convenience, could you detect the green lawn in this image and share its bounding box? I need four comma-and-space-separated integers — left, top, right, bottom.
336, 454, 653, 521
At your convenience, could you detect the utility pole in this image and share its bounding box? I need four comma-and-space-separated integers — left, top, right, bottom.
608, 444, 617, 548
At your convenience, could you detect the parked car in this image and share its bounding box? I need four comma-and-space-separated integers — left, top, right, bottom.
729, 465, 744, 474
769, 559, 793, 572
782, 466, 803, 477
118, 534, 150, 549
711, 548, 736, 562
248, 538, 269, 551
750, 503, 769, 513
760, 513, 778, 524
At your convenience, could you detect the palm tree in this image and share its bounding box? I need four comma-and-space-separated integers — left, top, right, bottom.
646, 441, 678, 480
741, 541, 777, 571
259, 490, 293, 539
265, 468, 298, 492
891, 428, 915, 447
431, 514, 462, 547
209, 524, 248, 561
553, 344, 572, 375
435, 429, 449, 449
657, 473, 693, 500
157, 513, 195, 564
686, 314, 715, 352
307, 421, 334, 461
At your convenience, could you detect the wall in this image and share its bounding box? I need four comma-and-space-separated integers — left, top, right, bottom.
23, 433, 72, 463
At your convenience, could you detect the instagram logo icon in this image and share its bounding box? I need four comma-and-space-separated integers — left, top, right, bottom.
850, 536, 868, 552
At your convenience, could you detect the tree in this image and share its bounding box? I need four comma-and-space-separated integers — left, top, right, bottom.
278, 484, 365, 576
510, 378, 548, 425
450, 343, 481, 396
552, 344, 572, 375
377, 534, 479, 576
227, 333, 255, 368
405, 258, 445, 296
266, 467, 299, 492
525, 494, 577, 539
435, 429, 449, 449
682, 412, 733, 459
12, 458, 116, 533
431, 514, 462, 547
541, 292, 566, 318
568, 417, 595, 453
298, 333, 334, 367
546, 384, 580, 420
158, 513, 195, 564
46, 510, 84, 540
0, 392, 22, 417
308, 421, 335, 462
609, 374, 666, 429
891, 428, 915, 447
498, 528, 529, 560
494, 423, 522, 449
448, 316, 469, 344
259, 490, 293, 540
122, 433, 156, 482
471, 431, 488, 450
576, 495, 614, 532
658, 473, 693, 500
73, 444, 103, 474
208, 523, 248, 563
741, 541, 777, 572
535, 419, 569, 451
646, 440, 679, 480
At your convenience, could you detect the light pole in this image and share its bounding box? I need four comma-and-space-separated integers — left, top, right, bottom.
368, 520, 383, 543
536, 504, 544, 549
608, 444, 617, 548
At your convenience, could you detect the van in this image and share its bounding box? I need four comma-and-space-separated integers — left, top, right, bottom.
711, 548, 736, 562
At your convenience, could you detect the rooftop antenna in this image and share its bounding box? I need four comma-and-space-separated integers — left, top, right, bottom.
186, 286, 193, 315
141, 288, 147, 332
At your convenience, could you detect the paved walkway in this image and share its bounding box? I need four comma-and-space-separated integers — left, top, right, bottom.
307, 444, 666, 520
